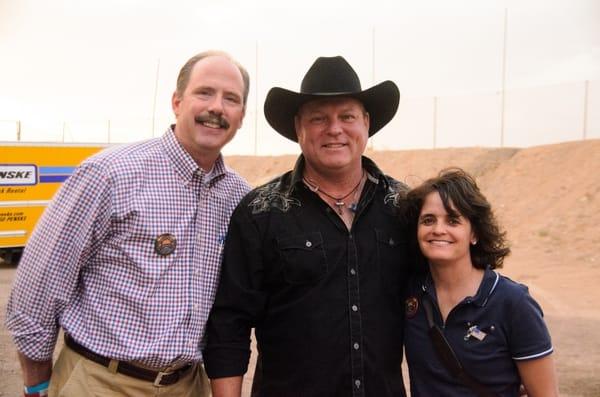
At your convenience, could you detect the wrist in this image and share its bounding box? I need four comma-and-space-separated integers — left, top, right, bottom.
23, 380, 49, 396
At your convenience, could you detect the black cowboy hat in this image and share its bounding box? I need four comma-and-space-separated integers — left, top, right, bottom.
264, 56, 400, 142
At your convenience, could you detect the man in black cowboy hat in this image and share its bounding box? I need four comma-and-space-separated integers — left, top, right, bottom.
204, 56, 409, 396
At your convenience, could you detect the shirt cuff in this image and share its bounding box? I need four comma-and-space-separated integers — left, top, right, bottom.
6, 311, 58, 361
203, 345, 251, 379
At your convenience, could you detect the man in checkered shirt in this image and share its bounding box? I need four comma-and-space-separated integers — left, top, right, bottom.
6, 50, 251, 397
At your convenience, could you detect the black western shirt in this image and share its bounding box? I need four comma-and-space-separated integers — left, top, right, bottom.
204, 156, 410, 397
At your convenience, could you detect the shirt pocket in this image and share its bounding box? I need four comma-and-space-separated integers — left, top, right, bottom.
277, 232, 328, 285
375, 228, 407, 294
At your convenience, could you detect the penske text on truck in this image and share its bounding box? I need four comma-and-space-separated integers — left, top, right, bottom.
0, 142, 106, 264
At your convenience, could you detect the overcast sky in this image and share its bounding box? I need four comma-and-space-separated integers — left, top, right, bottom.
1, 0, 599, 154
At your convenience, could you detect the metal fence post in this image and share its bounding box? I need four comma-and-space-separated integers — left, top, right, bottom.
583, 80, 589, 140
433, 96, 438, 149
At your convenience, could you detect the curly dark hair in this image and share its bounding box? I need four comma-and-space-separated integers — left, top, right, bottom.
401, 167, 510, 270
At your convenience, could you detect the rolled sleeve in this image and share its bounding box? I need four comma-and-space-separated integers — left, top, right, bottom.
6, 311, 59, 361
203, 203, 267, 378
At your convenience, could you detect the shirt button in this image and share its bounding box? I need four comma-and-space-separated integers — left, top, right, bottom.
188, 340, 194, 347
351, 305, 358, 312
305, 240, 312, 248
355, 379, 361, 388
353, 342, 360, 350
350, 268, 356, 275
193, 304, 199, 310
197, 234, 202, 241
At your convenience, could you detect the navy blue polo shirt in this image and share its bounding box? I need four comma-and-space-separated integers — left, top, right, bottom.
404, 268, 553, 396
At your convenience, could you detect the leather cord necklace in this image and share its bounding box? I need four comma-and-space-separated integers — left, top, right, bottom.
303, 170, 365, 215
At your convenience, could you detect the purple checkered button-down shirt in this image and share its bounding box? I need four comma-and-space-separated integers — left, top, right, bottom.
6, 127, 251, 368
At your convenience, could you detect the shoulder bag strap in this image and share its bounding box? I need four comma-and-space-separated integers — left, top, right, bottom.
421, 295, 500, 397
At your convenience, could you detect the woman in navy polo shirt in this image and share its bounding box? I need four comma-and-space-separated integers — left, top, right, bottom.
402, 168, 559, 396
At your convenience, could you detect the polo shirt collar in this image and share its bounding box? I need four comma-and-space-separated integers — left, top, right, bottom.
471, 267, 500, 307
421, 267, 500, 308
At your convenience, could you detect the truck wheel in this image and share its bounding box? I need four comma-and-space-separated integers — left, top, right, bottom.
0, 248, 23, 265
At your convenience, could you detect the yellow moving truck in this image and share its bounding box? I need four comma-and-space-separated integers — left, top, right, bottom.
0, 142, 106, 264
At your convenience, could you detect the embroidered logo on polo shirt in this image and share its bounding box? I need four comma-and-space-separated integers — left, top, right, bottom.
405, 296, 419, 318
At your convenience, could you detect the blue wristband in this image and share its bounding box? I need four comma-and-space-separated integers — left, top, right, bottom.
24, 380, 49, 393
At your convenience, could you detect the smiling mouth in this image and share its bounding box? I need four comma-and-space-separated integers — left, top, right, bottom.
323, 143, 346, 148
195, 113, 230, 130
427, 240, 452, 245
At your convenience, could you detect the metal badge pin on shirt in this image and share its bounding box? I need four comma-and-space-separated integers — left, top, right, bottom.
155, 233, 176, 256
405, 296, 419, 319
464, 325, 487, 341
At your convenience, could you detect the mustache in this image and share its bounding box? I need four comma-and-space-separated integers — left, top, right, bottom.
194, 112, 230, 129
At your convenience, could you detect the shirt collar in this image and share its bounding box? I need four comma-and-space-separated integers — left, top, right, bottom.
420, 267, 499, 308
161, 125, 228, 185
471, 267, 500, 307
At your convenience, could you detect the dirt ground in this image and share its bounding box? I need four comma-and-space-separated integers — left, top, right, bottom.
1, 139, 599, 396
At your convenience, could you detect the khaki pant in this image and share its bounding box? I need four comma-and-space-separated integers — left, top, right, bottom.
49, 345, 211, 397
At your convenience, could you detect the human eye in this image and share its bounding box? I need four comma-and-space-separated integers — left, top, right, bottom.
341, 113, 357, 122
447, 216, 462, 225
224, 94, 242, 105
309, 115, 326, 124
419, 215, 435, 226
195, 88, 213, 98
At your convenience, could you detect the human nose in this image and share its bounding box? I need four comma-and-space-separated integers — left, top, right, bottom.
326, 118, 343, 135
431, 221, 445, 234
207, 94, 225, 115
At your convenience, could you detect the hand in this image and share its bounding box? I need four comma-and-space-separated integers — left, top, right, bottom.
17, 352, 52, 387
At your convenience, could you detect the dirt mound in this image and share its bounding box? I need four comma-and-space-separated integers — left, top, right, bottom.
227, 139, 600, 396
1, 140, 598, 396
